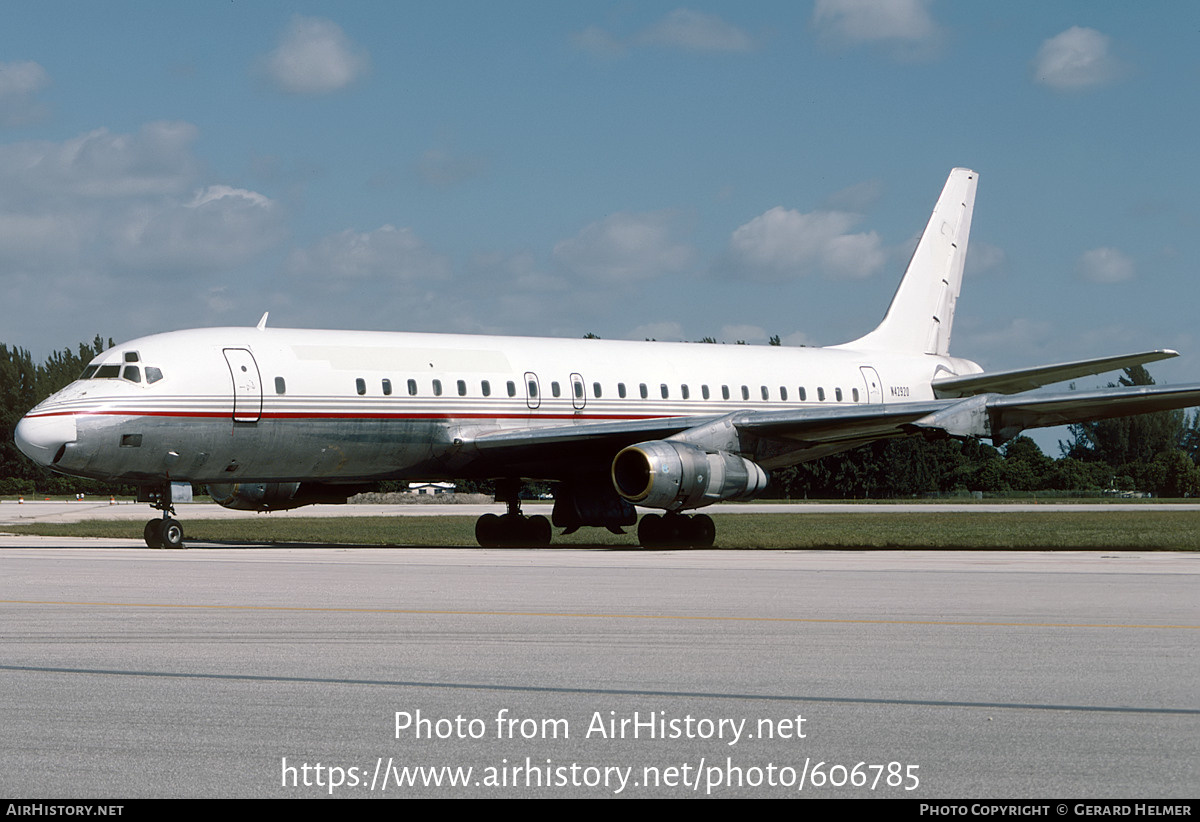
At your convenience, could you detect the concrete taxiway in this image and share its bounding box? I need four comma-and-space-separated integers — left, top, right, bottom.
1, 539, 1196, 798
4, 498, 1200, 525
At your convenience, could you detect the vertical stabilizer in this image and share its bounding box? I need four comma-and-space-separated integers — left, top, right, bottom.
837, 168, 977, 356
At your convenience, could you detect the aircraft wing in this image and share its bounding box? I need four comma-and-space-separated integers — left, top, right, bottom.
462, 382, 1200, 472
931, 350, 1178, 398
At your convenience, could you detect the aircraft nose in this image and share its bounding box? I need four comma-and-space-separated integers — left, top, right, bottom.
14, 413, 77, 466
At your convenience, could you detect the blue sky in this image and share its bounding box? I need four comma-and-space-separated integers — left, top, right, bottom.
2, 1, 1199, 420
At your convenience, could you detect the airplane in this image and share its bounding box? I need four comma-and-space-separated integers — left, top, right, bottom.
14, 168, 1200, 549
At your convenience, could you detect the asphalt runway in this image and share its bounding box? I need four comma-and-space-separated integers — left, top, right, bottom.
1, 539, 1196, 798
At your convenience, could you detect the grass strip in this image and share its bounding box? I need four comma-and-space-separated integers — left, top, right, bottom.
5, 511, 1200, 550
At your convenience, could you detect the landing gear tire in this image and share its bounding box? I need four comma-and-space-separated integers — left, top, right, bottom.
475, 513, 553, 547
144, 519, 163, 549
160, 518, 184, 550
638, 513, 715, 549
475, 513, 502, 547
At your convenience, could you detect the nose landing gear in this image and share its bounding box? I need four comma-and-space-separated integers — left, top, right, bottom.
140, 484, 185, 549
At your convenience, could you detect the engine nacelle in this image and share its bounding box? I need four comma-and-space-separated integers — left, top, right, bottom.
207, 482, 360, 511
611, 440, 768, 511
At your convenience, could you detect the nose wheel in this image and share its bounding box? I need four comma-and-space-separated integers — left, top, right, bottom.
143, 516, 185, 549
142, 484, 185, 549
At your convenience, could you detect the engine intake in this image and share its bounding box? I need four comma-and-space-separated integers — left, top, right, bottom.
611, 440, 768, 511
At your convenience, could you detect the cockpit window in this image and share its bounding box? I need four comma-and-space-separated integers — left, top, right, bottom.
80, 365, 99, 380
145, 367, 163, 384
122, 366, 141, 383
124, 351, 140, 363
94, 365, 120, 378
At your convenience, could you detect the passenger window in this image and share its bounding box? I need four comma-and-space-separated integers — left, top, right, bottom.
618, 383, 627, 399
741, 385, 750, 401
574, 381, 583, 399
382, 379, 392, 396
593, 382, 602, 398
275, 377, 286, 395
780, 386, 788, 401
507, 381, 516, 397
457, 380, 467, 396
835, 387, 843, 402
145, 367, 163, 384
702, 385, 710, 400
482, 380, 491, 397
722, 385, 730, 400
761, 386, 769, 401
681, 385, 690, 400
799, 387, 807, 401
639, 384, 648, 399
408, 379, 418, 396
123, 366, 141, 383
852, 388, 860, 402
660, 384, 669, 399
527, 380, 538, 398
433, 379, 443, 396
818, 387, 825, 401
551, 381, 561, 398
356, 378, 366, 395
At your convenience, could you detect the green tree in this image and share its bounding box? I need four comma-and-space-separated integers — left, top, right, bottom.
1063, 366, 1186, 467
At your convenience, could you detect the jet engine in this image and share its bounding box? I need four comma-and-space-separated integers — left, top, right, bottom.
611, 440, 768, 511
207, 482, 360, 511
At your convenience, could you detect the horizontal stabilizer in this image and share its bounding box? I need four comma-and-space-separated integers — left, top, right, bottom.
932, 350, 1179, 398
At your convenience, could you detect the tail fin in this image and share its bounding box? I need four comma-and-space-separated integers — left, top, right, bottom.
837, 168, 978, 356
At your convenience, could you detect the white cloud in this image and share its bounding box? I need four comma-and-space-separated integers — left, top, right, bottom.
285, 225, 450, 285
261, 17, 368, 95
1076, 247, 1135, 283
554, 211, 693, 283
628, 320, 684, 341
115, 186, 284, 271
575, 9, 754, 56
637, 9, 755, 53
725, 207, 886, 280
966, 241, 1006, 276
812, 0, 942, 58
0, 122, 199, 203
1033, 27, 1122, 91
955, 318, 1055, 363
720, 324, 767, 344
416, 147, 488, 187
572, 26, 626, 57
0, 123, 283, 285
823, 178, 883, 212
0, 61, 50, 127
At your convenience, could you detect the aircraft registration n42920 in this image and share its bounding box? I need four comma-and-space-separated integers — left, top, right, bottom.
15, 168, 1200, 548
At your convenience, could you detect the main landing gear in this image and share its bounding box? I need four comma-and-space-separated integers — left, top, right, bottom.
475, 479, 552, 547
638, 512, 716, 549
141, 485, 184, 549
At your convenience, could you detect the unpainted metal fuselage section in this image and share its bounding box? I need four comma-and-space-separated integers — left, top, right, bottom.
17, 168, 1200, 548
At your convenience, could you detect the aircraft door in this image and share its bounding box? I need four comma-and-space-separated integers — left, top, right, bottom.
524, 372, 541, 410
570, 373, 586, 410
224, 348, 263, 423
859, 366, 883, 404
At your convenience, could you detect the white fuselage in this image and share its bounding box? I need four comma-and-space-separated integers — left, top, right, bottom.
16, 325, 982, 484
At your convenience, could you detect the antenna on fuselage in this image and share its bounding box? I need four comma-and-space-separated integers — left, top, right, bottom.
256, 312, 269, 331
